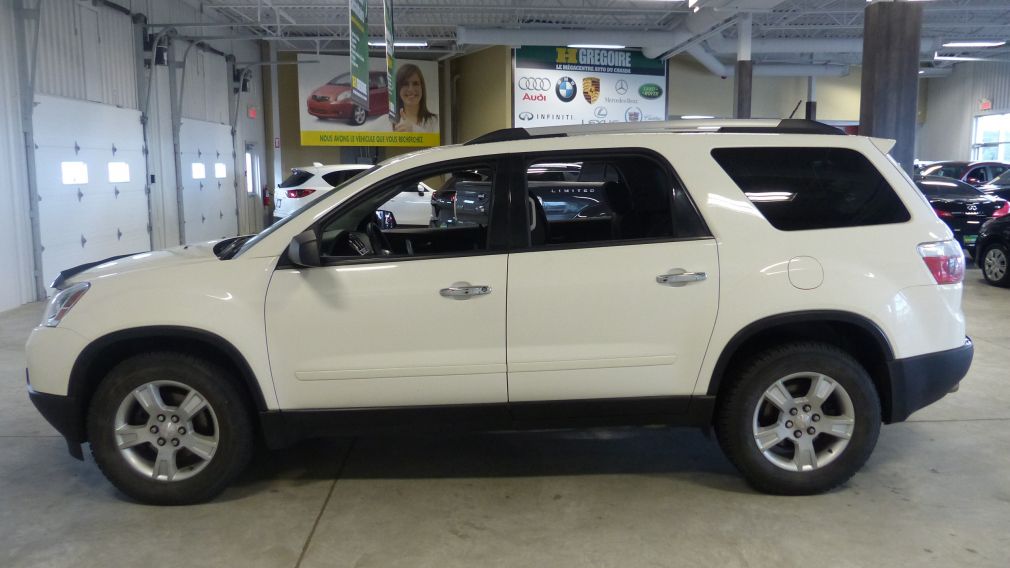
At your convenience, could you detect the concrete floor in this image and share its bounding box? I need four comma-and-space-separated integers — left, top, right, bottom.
1, 272, 1009, 568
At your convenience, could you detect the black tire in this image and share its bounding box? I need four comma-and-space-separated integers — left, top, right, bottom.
87, 352, 254, 505
350, 104, 367, 126
980, 243, 1010, 286
715, 342, 881, 495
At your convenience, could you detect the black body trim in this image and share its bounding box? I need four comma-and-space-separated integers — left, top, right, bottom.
28, 387, 84, 460
69, 326, 268, 412
707, 310, 895, 397
258, 395, 713, 449
884, 338, 973, 423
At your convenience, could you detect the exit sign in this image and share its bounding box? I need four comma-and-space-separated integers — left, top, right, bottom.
247, 105, 258, 119
980, 98, 993, 111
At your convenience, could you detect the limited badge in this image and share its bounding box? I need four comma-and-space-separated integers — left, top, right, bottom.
582, 77, 601, 104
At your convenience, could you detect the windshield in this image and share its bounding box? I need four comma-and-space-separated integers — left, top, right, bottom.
921, 164, 967, 179
327, 73, 351, 87
233, 166, 376, 258
990, 170, 1010, 187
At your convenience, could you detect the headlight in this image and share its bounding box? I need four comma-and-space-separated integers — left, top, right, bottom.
42, 282, 90, 327
336, 91, 352, 102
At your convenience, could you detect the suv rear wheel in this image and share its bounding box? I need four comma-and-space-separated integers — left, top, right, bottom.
981, 243, 1010, 286
86, 352, 254, 505
716, 342, 881, 495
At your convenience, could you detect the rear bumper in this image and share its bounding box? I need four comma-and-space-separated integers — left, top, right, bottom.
883, 338, 973, 423
28, 383, 84, 460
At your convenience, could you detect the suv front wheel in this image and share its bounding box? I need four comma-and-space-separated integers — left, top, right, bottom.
716, 342, 881, 495
86, 352, 254, 505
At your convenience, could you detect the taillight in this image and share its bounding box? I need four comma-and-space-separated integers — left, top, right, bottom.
932, 208, 953, 219
286, 188, 317, 199
918, 241, 965, 285
992, 200, 1010, 218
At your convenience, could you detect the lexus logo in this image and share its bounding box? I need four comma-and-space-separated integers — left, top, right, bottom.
518, 77, 551, 91
615, 80, 629, 95
594, 106, 608, 119
518, 111, 534, 121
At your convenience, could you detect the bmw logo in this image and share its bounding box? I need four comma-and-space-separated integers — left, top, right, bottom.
555, 76, 577, 102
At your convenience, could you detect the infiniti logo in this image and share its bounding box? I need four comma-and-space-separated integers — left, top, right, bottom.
518, 111, 534, 121
518, 77, 551, 91
968, 204, 978, 211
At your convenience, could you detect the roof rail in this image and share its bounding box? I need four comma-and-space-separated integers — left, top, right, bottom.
463, 118, 844, 145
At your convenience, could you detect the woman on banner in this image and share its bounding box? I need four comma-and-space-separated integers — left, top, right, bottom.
393, 63, 438, 133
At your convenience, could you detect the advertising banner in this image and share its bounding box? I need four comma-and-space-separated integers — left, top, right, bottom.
298, 54, 440, 147
383, 0, 396, 122
348, 0, 369, 108
513, 46, 667, 127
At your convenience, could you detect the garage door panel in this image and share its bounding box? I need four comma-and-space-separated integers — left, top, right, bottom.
33, 95, 151, 290
179, 118, 237, 243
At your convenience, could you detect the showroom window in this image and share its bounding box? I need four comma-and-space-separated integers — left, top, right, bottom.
107, 162, 130, 183
972, 112, 1010, 161
317, 163, 498, 260
712, 147, 910, 231
521, 153, 705, 248
60, 161, 89, 185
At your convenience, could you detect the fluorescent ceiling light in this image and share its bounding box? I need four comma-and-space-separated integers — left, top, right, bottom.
934, 54, 989, 62
568, 44, 626, 49
942, 41, 1006, 48
681, 115, 715, 119
367, 40, 428, 48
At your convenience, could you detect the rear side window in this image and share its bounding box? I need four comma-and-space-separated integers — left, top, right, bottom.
322, 170, 358, 187
712, 147, 910, 231
279, 170, 314, 188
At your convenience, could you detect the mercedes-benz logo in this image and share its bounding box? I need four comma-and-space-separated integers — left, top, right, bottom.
518, 111, 534, 121
615, 80, 629, 95
518, 77, 551, 91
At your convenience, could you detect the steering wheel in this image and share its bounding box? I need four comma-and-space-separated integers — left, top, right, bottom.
363, 219, 392, 256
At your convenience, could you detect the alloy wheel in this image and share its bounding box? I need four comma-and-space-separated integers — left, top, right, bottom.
751, 372, 856, 472
984, 247, 1007, 281
113, 380, 220, 482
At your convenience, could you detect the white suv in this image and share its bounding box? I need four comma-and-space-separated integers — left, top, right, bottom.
26, 120, 973, 504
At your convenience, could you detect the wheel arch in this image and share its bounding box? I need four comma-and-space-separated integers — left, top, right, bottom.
69, 326, 269, 439
706, 311, 899, 422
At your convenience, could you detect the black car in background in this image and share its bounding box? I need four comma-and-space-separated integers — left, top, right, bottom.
915, 176, 1009, 255
920, 161, 1010, 186
975, 215, 1010, 286
980, 169, 1010, 202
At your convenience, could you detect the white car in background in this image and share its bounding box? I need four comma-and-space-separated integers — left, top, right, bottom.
274, 163, 434, 226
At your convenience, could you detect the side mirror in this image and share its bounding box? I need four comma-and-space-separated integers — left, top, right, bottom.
375, 209, 397, 229
967, 177, 980, 185
288, 229, 321, 267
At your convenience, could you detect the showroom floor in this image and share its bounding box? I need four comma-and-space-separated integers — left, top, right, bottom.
1, 272, 1008, 568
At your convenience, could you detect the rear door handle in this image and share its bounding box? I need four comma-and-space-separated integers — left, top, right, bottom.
656, 271, 707, 286
440, 285, 492, 298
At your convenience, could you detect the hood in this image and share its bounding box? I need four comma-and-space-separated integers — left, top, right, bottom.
57, 241, 220, 289
311, 84, 349, 99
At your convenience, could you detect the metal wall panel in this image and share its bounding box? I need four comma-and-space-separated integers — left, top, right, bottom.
33, 95, 151, 289
177, 41, 230, 124
35, 1, 137, 109
0, 2, 36, 311
920, 62, 1010, 161
179, 119, 239, 243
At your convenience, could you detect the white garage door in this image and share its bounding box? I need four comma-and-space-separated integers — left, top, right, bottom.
179, 118, 238, 243
33, 95, 150, 289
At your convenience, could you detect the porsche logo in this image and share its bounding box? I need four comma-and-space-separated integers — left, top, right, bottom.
582, 77, 600, 104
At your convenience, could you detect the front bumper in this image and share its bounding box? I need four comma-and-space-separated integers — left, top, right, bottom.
307, 101, 353, 119
883, 337, 973, 423
28, 383, 84, 460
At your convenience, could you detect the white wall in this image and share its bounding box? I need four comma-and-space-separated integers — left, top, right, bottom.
0, 2, 35, 312
919, 62, 1010, 161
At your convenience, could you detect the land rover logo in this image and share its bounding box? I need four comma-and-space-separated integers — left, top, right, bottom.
639, 83, 663, 99
518, 111, 534, 121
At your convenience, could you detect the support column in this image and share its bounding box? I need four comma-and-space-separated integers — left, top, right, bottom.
734, 13, 753, 119
859, 1, 923, 175
805, 76, 817, 120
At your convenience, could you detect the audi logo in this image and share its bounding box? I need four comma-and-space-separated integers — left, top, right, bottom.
518, 111, 534, 121
518, 77, 551, 91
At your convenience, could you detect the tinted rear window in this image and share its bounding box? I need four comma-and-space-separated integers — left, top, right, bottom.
922, 164, 967, 179
915, 178, 983, 198
712, 147, 910, 231
322, 169, 362, 186
279, 170, 314, 188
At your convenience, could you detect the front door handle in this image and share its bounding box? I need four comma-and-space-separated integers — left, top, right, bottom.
656, 271, 707, 286
440, 285, 492, 298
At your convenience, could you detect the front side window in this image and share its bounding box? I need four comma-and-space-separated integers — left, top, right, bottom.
523, 153, 706, 248
317, 163, 497, 260
712, 147, 910, 231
